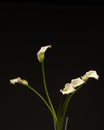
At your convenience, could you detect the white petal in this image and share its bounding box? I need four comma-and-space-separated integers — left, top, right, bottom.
82, 70, 99, 81
60, 83, 76, 95
10, 77, 28, 86
38, 45, 52, 54
10, 77, 21, 85
71, 78, 85, 88
37, 45, 52, 62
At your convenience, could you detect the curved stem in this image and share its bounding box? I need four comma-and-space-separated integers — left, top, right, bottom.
57, 85, 84, 130
41, 61, 57, 122
62, 84, 84, 120
25, 84, 55, 120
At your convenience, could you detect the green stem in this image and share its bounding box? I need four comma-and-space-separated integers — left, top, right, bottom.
41, 61, 57, 122
57, 84, 84, 130
62, 84, 84, 119
25, 84, 54, 120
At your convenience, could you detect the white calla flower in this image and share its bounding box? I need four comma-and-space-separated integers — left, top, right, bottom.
37, 45, 52, 62
60, 83, 76, 95
60, 78, 84, 95
10, 77, 21, 85
71, 77, 85, 88
82, 70, 99, 81
60, 70, 99, 95
10, 77, 28, 86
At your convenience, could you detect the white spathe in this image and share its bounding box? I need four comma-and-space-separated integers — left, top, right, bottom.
37, 45, 52, 62
82, 70, 99, 81
60, 83, 76, 95
71, 78, 84, 88
60, 70, 99, 95
10, 77, 28, 86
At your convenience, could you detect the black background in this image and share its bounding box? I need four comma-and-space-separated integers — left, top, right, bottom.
0, 1, 104, 130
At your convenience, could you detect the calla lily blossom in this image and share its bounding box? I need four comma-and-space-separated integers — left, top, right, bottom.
60, 70, 99, 95
82, 70, 99, 81
10, 77, 28, 86
60, 83, 76, 95
9, 44, 99, 130
37, 45, 52, 62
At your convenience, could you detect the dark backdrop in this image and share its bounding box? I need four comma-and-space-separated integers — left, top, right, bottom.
0, 2, 104, 130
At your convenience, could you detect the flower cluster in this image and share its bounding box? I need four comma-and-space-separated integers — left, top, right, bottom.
10, 45, 99, 130
60, 70, 99, 95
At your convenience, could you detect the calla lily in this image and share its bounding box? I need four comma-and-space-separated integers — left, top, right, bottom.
9, 44, 100, 130
82, 70, 99, 81
60, 78, 84, 95
37, 45, 52, 62
60, 70, 99, 95
71, 78, 84, 88
60, 83, 76, 95
10, 77, 28, 86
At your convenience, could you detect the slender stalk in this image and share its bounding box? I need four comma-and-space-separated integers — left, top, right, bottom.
56, 84, 84, 130
41, 60, 57, 122
25, 84, 55, 120
62, 84, 84, 120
